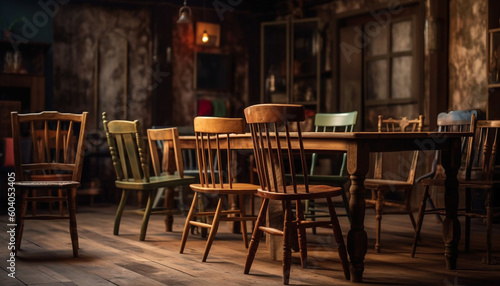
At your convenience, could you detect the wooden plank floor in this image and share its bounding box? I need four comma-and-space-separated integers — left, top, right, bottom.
1, 204, 499, 285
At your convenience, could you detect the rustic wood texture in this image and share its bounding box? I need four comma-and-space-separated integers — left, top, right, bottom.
102, 114, 196, 241
244, 104, 350, 284
179, 116, 258, 262
1, 205, 498, 285
365, 115, 423, 253
11, 111, 89, 258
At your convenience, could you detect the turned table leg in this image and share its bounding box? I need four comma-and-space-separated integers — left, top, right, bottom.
346, 144, 369, 282
441, 139, 462, 269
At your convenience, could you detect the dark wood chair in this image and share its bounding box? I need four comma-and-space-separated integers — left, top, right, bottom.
11, 111, 88, 257
179, 116, 258, 262
243, 104, 350, 285
365, 115, 423, 253
411, 110, 476, 257
459, 119, 499, 264
102, 113, 196, 241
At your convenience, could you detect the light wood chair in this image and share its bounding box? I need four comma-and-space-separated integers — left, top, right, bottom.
179, 116, 258, 262
244, 104, 350, 285
147, 127, 196, 231
102, 113, 196, 241
411, 110, 476, 257
365, 115, 423, 253
11, 111, 88, 257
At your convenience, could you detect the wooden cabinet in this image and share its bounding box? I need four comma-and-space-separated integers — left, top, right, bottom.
0, 40, 49, 112
487, 0, 500, 119
260, 18, 321, 112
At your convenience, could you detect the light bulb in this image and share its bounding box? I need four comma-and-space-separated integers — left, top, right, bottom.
202, 30, 209, 43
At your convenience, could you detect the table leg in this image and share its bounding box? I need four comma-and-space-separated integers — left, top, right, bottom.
346, 145, 368, 282
441, 139, 462, 269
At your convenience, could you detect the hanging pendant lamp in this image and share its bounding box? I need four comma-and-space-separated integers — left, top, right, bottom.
177, 0, 192, 24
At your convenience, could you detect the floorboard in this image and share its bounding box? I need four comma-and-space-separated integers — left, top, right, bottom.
1, 204, 499, 285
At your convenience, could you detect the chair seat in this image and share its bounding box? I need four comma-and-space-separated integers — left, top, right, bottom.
15, 180, 81, 189
257, 185, 343, 200
364, 179, 413, 190
421, 178, 500, 189
190, 183, 259, 195
115, 175, 196, 190
291, 174, 349, 185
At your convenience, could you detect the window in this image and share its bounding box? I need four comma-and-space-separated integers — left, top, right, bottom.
338, 4, 423, 130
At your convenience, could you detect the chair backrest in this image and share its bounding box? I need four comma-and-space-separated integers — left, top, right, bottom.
102, 112, 150, 183
310, 111, 358, 176
465, 120, 500, 181
147, 127, 185, 177
432, 110, 477, 174
378, 115, 423, 132
374, 115, 424, 183
193, 116, 245, 189
244, 104, 309, 194
11, 111, 88, 182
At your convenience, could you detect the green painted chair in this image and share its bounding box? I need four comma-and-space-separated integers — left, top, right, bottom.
303, 111, 357, 231
102, 112, 196, 241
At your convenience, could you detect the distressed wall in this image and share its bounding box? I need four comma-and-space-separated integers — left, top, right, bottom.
449, 0, 488, 113
171, 9, 251, 127
53, 3, 152, 130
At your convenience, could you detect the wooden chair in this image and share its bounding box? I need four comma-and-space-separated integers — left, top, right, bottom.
365, 115, 423, 253
305, 111, 357, 230
243, 104, 350, 285
459, 119, 500, 264
147, 127, 197, 231
179, 116, 258, 262
102, 113, 196, 241
411, 110, 476, 257
11, 111, 88, 257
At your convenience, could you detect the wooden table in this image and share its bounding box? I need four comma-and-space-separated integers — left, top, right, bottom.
179, 131, 469, 282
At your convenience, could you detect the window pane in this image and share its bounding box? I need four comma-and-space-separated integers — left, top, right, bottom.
392, 56, 412, 99
367, 60, 388, 100
366, 24, 388, 57
392, 21, 412, 52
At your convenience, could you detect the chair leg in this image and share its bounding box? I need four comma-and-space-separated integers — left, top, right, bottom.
139, 191, 154, 241
340, 186, 351, 224
152, 187, 164, 209
485, 190, 492, 265
67, 188, 79, 257
327, 197, 350, 280
164, 187, 174, 232
202, 197, 223, 262
306, 199, 317, 235
114, 189, 130, 236
282, 200, 293, 285
239, 195, 249, 248
465, 187, 471, 252
180, 192, 198, 254
244, 198, 269, 275
15, 189, 28, 251
405, 189, 417, 230
295, 200, 308, 268
375, 188, 383, 253
412, 185, 430, 257
32, 189, 37, 216
58, 189, 64, 216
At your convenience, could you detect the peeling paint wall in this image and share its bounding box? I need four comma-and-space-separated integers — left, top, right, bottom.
53, 4, 152, 130
449, 0, 488, 113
